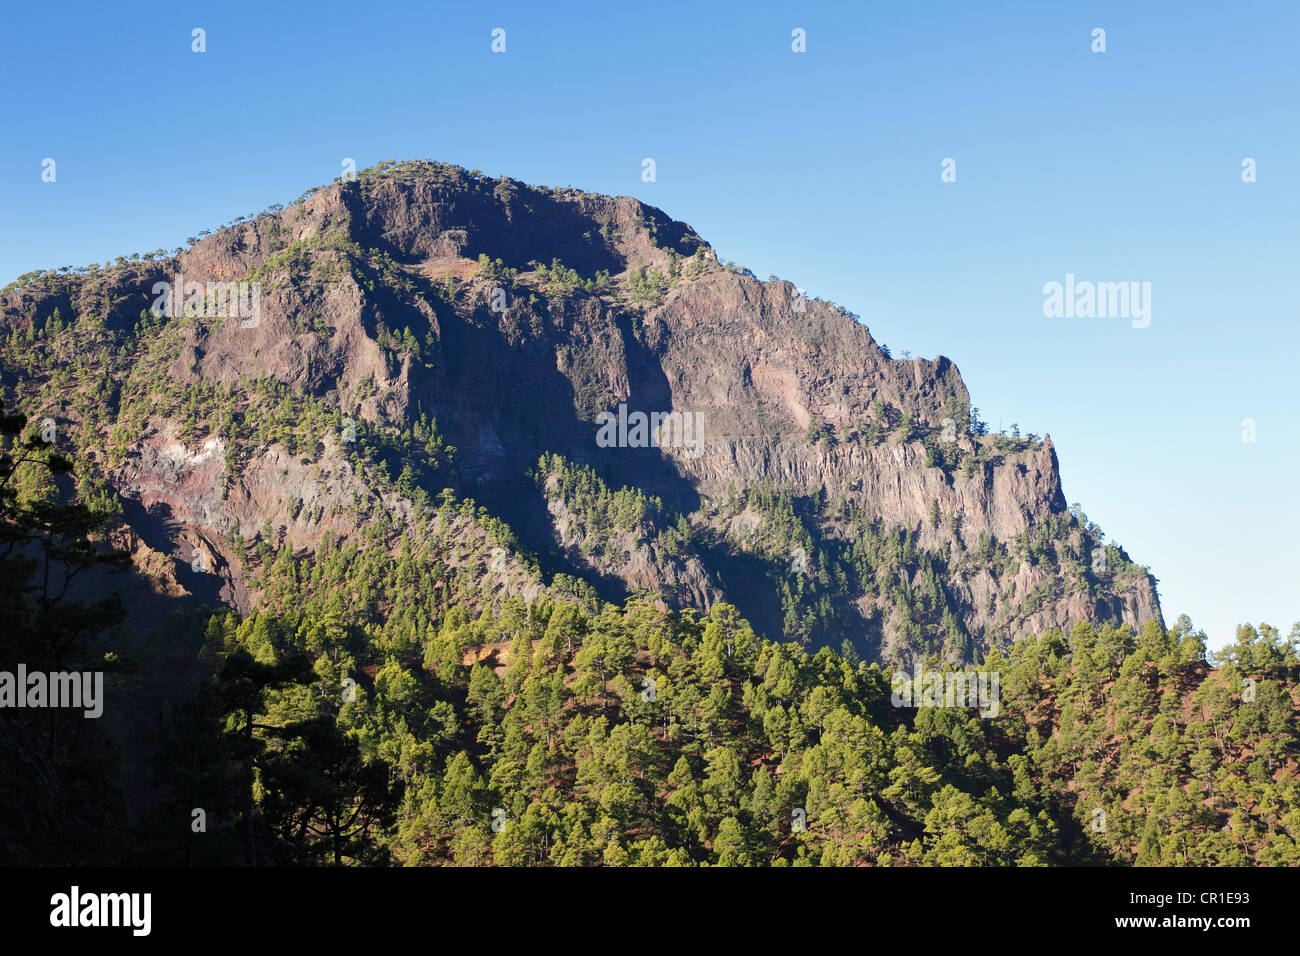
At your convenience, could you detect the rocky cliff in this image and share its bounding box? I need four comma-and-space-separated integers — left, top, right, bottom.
0, 159, 1162, 665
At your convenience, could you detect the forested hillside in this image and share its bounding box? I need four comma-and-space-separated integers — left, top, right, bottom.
2, 412, 1295, 865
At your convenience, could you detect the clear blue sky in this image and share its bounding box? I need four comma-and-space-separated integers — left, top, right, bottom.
1, 0, 1295, 651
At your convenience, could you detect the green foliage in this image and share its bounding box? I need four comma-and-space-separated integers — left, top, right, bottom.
154, 592, 1300, 867
532, 453, 672, 562
476, 253, 519, 286
535, 258, 583, 298
0, 399, 133, 863
624, 261, 668, 306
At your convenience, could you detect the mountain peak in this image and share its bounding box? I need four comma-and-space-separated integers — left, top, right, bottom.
0, 161, 1161, 664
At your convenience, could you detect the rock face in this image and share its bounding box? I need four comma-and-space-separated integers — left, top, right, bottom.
0, 160, 1162, 665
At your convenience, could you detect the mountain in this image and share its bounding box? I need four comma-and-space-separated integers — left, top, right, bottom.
5, 161, 1297, 871
0, 159, 1160, 665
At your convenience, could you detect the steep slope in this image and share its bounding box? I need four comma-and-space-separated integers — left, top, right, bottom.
0, 159, 1161, 665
